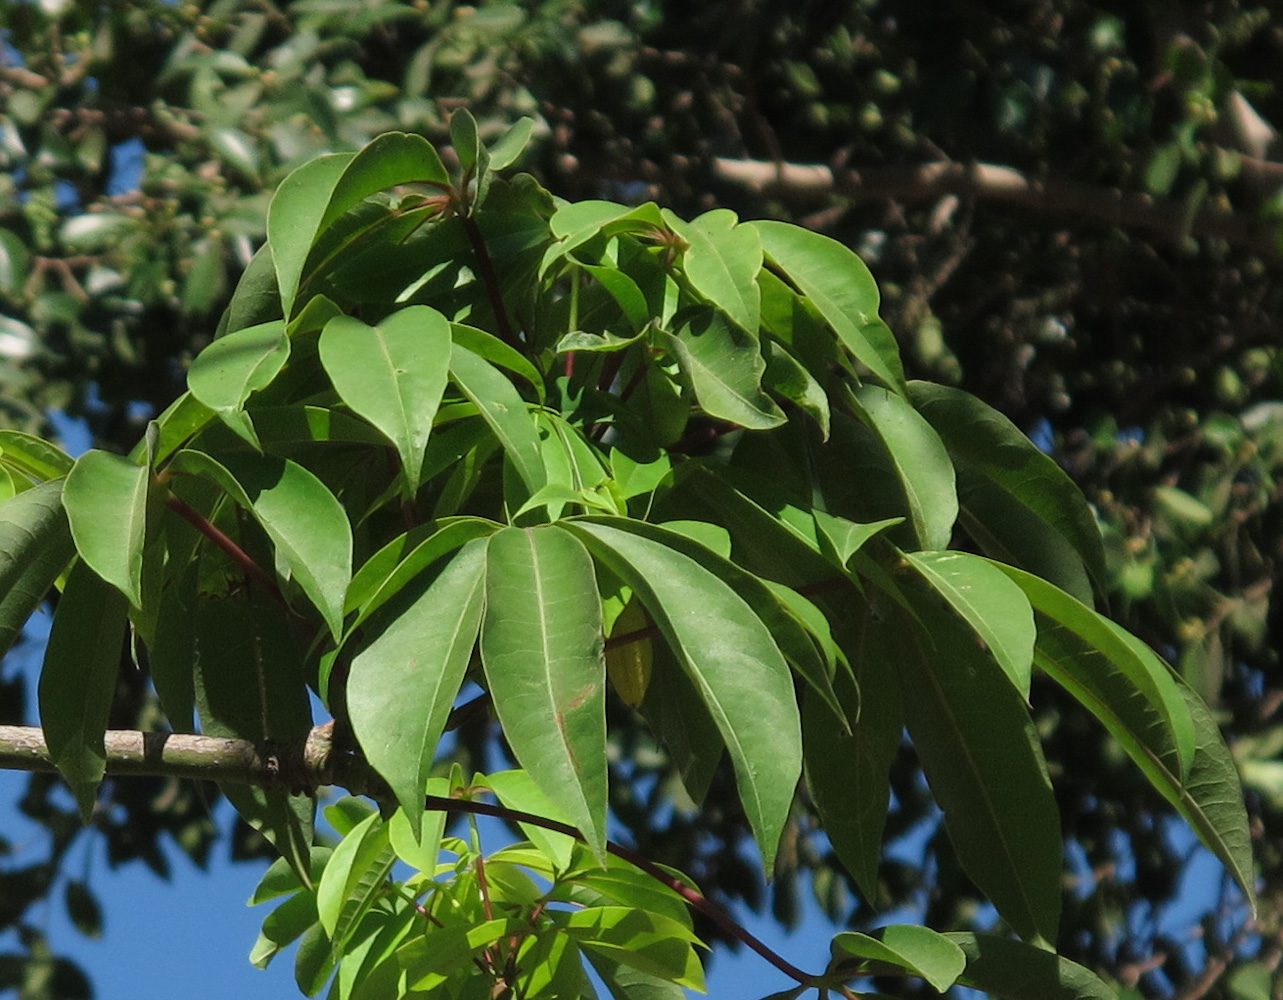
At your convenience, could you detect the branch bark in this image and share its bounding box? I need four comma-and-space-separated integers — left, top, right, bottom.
713, 157, 1283, 259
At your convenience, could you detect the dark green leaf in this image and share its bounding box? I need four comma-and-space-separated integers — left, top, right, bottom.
38, 561, 128, 821
946, 933, 1116, 1000
0, 481, 74, 658
662, 308, 785, 430
832, 924, 965, 992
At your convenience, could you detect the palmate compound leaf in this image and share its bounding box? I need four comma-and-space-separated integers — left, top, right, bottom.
893, 579, 1063, 944
993, 564, 1254, 910
563, 520, 802, 872
0, 480, 75, 658
318, 305, 451, 491
481, 526, 609, 860
38, 560, 128, 821
908, 381, 1106, 604
347, 538, 488, 835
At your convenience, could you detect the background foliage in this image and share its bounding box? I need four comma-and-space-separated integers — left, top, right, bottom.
1, 2, 1281, 998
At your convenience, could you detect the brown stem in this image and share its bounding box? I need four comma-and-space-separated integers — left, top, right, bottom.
164, 494, 286, 607
459, 213, 518, 350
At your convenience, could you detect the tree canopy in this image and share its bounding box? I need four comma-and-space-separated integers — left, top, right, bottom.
0, 3, 1280, 999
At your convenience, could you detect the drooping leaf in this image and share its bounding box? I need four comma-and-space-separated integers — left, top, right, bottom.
994, 564, 1196, 783
449, 343, 546, 494
0, 480, 75, 658
63, 450, 150, 607
754, 221, 904, 392
803, 604, 901, 901
219, 453, 353, 641
250, 891, 318, 970
832, 925, 966, 993
903, 550, 1036, 698
565, 520, 801, 870
661, 308, 785, 430
267, 153, 356, 318
319, 305, 451, 490
945, 933, 1117, 1000
38, 561, 128, 821
909, 381, 1106, 603
845, 384, 957, 551
894, 589, 1062, 944
348, 540, 487, 831
481, 526, 608, 859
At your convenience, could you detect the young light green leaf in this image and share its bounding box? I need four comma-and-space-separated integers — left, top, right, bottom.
557, 907, 705, 990
187, 319, 290, 436
348, 540, 487, 832
754, 220, 904, 392
38, 561, 128, 821
585, 953, 690, 1000
319, 305, 451, 490
993, 564, 1196, 783
565, 520, 801, 871
315, 811, 396, 951
0, 480, 75, 658
267, 153, 354, 318
846, 383, 957, 551
895, 590, 1063, 944
833, 925, 966, 993
63, 450, 150, 607
662, 308, 785, 430
909, 381, 1106, 603
484, 770, 578, 872
667, 208, 763, 333
481, 526, 608, 859
449, 343, 547, 494
449, 107, 483, 176
945, 933, 1116, 1000
904, 550, 1036, 698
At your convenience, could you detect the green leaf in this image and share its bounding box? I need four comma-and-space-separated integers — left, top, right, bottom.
221, 453, 353, 641
451, 323, 545, 403
803, 605, 901, 901
294, 920, 336, 997
585, 953, 689, 1000
63, 450, 150, 607
399, 919, 523, 991
267, 153, 355, 318
346, 516, 496, 626
449, 343, 546, 494
565, 520, 801, 870
846, 384, 957, 551
318, 131, 448, 239
993, 564, 1196, 783
188, 320, 290, 429
662, 308, 785, 430
754, 220, 904, 392
668, 208, 763, 333
487, 116, 535, 170
38, 561, 128, 821
895, 590, 1062, 944
250, 848, 334, 905
0, 481, 75, 658
250, 891, 318, 970
903, 550, 1036, 698
484, 770, 579, 872
0, 430, 74, 482
319, 306, 451, 490
449, 107, 483, 176
833, 925, 966, 992
813, 510, 902, 571
348, 540, 487, 830
315, 811, 395, 951
763, 338, 830, 437
945, 933, 1116, 1000
557, 907, 705, 990
909, 382, 1106, 603
481, 526, 608, 859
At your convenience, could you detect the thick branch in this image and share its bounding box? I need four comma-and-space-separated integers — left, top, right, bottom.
713, 157, 1283, 258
